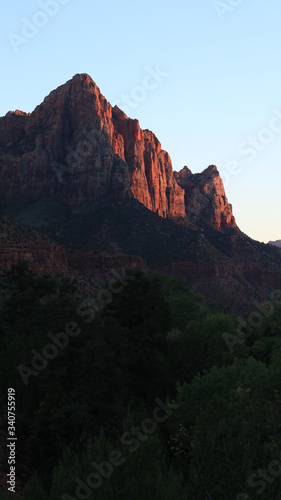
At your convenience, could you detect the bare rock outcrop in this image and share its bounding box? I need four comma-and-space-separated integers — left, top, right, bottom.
0, 74, 185, 217
175, 165, 237, 231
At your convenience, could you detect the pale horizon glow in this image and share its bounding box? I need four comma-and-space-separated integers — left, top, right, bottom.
1, 0, 281, 243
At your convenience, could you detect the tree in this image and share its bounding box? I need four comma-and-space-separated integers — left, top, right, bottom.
168, 358, 281, 498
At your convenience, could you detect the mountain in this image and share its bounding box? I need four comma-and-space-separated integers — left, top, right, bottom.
0, 73, 236, 230
0, 73, 280, 312
174, 165, 237, 231
269, 240, 281, 248
2, 195, 281, 313
0, 74, 184, 218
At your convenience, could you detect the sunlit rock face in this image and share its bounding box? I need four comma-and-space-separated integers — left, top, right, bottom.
175, 165, 238, 231
0, 74, 185, 218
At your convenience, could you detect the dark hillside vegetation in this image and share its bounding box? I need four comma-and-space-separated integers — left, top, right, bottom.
0, 263, 281, 499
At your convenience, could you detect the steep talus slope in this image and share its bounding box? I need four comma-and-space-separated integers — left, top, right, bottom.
2, 197, 281, 313
0, 216, 67, 275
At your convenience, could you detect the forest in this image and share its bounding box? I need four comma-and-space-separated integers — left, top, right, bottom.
1, 262, 281, 499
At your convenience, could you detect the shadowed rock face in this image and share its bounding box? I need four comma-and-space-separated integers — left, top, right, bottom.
174, 165, 238, 231
2, 197, 280, 314
0, 74, 185, 218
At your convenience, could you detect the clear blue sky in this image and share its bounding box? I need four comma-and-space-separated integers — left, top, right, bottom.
1, 0, 280, 242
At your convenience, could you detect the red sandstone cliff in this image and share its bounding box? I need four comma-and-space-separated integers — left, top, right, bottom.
2, 74, 280, 313
174, 165, 237, 231
0, 74, 185, 218
0, 73, 239, 231
112, 106, 185, 217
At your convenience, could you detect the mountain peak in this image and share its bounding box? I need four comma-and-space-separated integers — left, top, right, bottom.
205, 164, 218, 172
70, 73, 100, 92
0, 73, 185, 218
0, 73, 237, 230
200, 165, 219, 179
175, 164, 237, 231
39, 73, 103, 113
269, 240, 281, 248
